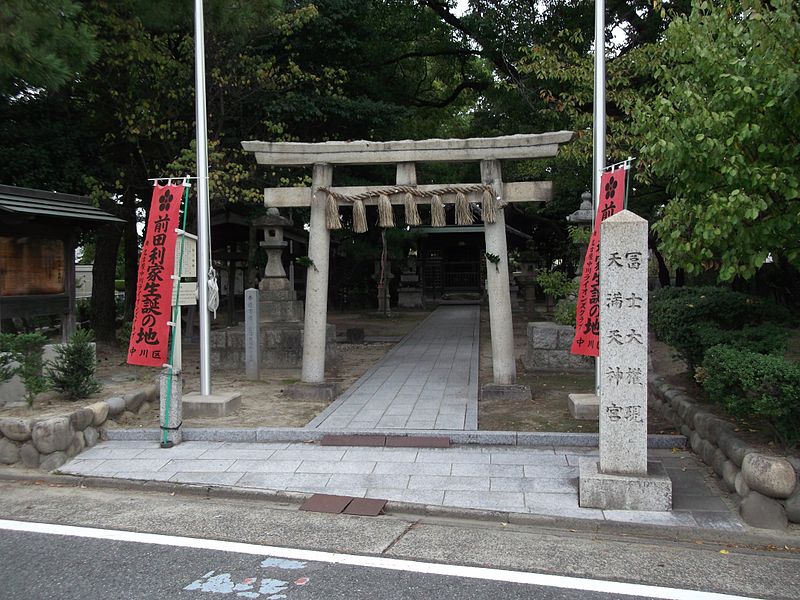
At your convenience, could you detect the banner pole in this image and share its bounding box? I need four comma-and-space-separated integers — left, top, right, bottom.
194, 0, 212, 396
592, 0, 606, 396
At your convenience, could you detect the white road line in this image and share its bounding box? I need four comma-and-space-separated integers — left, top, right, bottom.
0, 519, 757, 600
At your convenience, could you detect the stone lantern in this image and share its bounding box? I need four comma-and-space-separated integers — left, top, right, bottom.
566, 191, 593, 275
253, 207, 303, 323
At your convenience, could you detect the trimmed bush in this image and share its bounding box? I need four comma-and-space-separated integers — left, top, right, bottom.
554, 298, 577, 327
46, 329, 100, 401
701, 345, 800, 447
0, 332, 48, 405
650, 286, 794, 370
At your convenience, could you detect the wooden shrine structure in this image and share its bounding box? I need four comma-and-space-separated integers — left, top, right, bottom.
242, 132, 573, 393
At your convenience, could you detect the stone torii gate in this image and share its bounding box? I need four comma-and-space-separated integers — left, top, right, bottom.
242, 132, 573, 399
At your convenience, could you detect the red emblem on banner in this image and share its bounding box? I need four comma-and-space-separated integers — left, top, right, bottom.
570, 168, 627, 357
127, 184, 184, 366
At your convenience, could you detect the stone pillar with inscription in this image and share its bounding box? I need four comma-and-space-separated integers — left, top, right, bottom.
579, 210, 672, 511
244, 288, 260, 380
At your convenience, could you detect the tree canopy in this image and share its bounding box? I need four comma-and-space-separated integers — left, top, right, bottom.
636, 0, 800, 282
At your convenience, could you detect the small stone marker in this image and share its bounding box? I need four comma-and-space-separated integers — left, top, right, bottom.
579, 210, 672, 510
244, 288, 260, 380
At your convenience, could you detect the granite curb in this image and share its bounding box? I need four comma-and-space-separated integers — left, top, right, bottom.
103, 427, 687, 449
0, 467, 797, 549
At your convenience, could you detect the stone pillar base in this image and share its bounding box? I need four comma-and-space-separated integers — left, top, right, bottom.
182, 391, 242, 418
481, 384, 532, 402
286, 382, 338, 403
568, 393, 599, 420
159, 369, 183, 446
579, 458, 673, 511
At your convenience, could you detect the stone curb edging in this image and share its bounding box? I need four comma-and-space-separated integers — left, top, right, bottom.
1, 469, 796, 548
0, 385, 159, 471
649, 375, 800, 530
104, 426, 687, 449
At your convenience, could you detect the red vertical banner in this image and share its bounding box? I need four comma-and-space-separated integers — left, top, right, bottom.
127, 184, 185, 366
570, 167, 627, 357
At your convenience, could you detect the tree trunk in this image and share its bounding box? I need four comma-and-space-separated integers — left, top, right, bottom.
648, 232, 671, 288
675, 268, 685, 287
91, 222, 123, 343
122, 190, 139, 322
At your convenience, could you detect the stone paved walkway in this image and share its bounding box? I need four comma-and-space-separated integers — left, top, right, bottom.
59, 440, 744, 532
307, 306, 479, 430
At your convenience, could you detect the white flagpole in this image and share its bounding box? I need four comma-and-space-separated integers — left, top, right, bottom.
194, 0, 212, 395
593, 0, 606, 395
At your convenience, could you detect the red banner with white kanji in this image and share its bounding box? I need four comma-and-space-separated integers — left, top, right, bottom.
127, 184, 184, 366
570, 167, 627, 357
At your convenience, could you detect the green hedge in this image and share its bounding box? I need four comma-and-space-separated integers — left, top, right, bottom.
701, 345, 800, 447
650, 286, 793, 370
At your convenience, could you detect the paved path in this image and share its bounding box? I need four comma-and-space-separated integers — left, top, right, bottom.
60, 441, 743, 532
308, 305, 480, 430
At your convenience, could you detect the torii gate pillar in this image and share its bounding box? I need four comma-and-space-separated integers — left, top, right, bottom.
302, 163, 333, 384
481, 159, 516, 385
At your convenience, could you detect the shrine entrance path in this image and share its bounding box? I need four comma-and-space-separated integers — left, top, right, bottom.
307, 306, 479, 431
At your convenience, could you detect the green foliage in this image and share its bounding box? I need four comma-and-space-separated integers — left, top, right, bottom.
650, 286, 793, 370
636, 0, 800, 281
46, 329, 100, 401
0, 0, 97, 97
116, 321, 133, 347
0, 332, 48, 405
554, 298, 577, 327
294, 255, 316, 270
537, 270, 578, 301
701, 345, 800, 447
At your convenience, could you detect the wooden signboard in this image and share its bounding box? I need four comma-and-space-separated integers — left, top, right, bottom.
0, 236, 65, 296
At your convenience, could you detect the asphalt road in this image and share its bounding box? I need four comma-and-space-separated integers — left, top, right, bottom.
0, 523, 753, 600
0, 479, 797, 599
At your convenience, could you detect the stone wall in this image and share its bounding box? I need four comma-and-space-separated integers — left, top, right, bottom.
522, 322, 593, 372
0, 385, 158, 471
650, 376, 799, 530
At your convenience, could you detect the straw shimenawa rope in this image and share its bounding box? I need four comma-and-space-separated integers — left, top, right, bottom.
325, 193, 342, 230
431, 194, 446, 227
454, 191, 473, 225
318, 184, 497, 231
352, 198, 368, 233
403, 192, 421, 226
481, 188, 496, 224
377, 194, 394, 227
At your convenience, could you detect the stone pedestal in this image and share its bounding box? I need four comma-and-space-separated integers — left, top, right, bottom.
568, 393, 599, 420
398, 271, 423, 308
183, 391, 242, 418
578, 210, 671, 511
579, 459, 673, 511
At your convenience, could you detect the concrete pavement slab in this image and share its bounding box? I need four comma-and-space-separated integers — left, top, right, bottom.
56, 440, 749, 537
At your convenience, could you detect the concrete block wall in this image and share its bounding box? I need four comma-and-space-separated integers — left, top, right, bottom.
650, 376, 799, 530
522, 322, 593, 372
0, 385, 158, 471
211, 324, 338, 369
